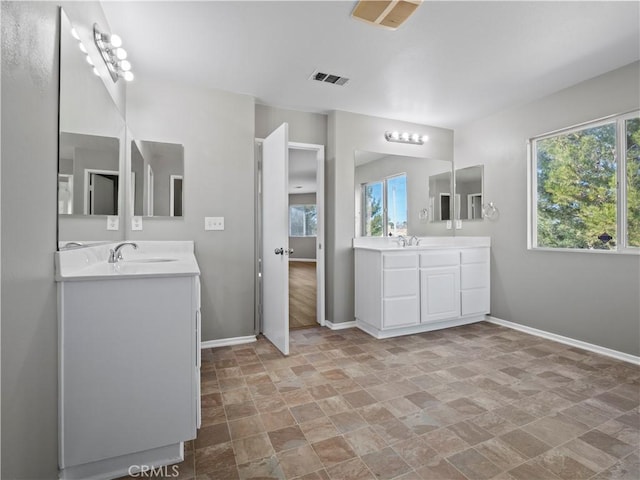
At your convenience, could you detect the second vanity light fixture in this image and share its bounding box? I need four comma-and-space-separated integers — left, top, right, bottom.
385, 131, 429, 145
93, 23, 134, 82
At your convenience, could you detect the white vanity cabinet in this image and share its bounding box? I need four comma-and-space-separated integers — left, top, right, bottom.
354, 239, 490, 339
56, 242, 201, 480
420, 251, 461, 323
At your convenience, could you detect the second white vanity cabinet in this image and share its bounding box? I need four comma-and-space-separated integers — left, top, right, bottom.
354, 238, 490, 339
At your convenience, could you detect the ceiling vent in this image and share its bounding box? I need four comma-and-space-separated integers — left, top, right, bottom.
310, 71, 350, 86
351, 0, 422, 30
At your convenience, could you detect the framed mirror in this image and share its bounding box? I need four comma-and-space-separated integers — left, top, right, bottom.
454, 165, 484, 220
354, 151, 453, 237
130, 139, 184, 217
58, 9, 125, 244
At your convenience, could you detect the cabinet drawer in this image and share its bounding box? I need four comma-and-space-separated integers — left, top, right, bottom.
461, 248, 489, 264
383, 253, 417, 269
383, 269, 418, 297
419, 251, 459, 268
461, 288, 489, 316
461, 263, 489, 289
383, 297, 419, 328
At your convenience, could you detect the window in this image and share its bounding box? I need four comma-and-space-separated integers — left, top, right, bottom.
289, 204, 317, 237
530, 111, 639, 252
361, 173, 407, 237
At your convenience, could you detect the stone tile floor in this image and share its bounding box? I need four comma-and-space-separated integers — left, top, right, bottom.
155, 322, 640, 479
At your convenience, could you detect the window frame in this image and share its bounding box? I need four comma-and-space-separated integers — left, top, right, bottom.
528, 110, 640, 254
361, 172, 408, 237
288, 203, 317, 238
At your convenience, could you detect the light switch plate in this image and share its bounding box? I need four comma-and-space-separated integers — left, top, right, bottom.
205, 216, 225, 231
107, 216, 119, 231
455, 220, 462, 229
131, 216, 143, 231
446, 220, 452, 230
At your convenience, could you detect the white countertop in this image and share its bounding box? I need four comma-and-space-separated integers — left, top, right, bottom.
55, 241, 200, 281
353, 236, 491, 251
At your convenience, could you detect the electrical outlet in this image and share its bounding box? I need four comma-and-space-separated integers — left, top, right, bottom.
455, 219, 462, 229
446, 220, 452, 230
131, 216, 143, 231
107, 216, 119, 231
205, 216, 225, 231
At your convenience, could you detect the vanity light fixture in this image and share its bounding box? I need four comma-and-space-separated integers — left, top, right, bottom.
93, 23, 134, 82
385, 131, 429, 145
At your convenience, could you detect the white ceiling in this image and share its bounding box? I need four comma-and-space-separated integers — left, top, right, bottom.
102, 1, 640, 128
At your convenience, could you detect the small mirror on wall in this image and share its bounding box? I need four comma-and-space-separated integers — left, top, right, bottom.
454, 165, 484, 220
131, 140, 184, 217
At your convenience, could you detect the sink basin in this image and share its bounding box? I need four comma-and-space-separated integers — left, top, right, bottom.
124, 258, 178, 263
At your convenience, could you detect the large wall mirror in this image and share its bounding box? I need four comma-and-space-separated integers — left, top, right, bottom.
454, 165, 484, 221
58, 9, 125, 244
354, 151, 454, 237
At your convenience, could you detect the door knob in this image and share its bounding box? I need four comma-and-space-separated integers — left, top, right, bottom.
274, 248, 284, 255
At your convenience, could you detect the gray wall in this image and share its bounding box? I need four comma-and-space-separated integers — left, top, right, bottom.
289, 193, 317, 260
455, 61, 640, 356
125, 78, 256, 341
1, 2, 60, 477
255, 104, 327, 145
327, 111, 454, 324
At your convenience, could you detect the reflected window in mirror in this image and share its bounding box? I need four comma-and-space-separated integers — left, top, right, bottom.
355, 151, 454, 237
361, 173, 407, 237
454, 165, 484, 221
131, 140, 184, 217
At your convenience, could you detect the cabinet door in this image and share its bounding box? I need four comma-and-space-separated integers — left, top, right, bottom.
420, 266, 460, 323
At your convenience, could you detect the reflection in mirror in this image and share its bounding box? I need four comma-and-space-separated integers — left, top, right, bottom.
131, 140, 184, 217
59, 133, 120, 215
354, 151, 453, 237
455, 165, 484, 220
58, 9, 125, 244
428, 172, 453, 222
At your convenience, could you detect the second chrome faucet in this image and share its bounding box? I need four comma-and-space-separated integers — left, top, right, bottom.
108, 242, 138, 263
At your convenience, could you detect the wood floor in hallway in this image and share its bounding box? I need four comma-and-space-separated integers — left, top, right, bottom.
289, 261, 317, 329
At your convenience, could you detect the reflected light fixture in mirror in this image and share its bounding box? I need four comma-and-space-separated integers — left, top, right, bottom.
93, 23, 134, 82
385, 131, 429, 145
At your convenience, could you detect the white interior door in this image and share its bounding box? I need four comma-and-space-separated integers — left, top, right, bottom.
262, 123, 290, 355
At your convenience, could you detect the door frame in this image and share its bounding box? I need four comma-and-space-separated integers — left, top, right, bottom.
83, 168, 119, 215
254, 139, 326, 334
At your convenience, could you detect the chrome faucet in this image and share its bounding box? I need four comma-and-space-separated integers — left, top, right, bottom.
409, 236, 420, 246
108, 242, 138, 263
397, 235, 408, 247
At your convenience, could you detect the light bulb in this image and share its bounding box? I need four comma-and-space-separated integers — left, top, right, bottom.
85, 55, 94, 66
71, 28, 80, 40
115, 47, 127, 60
411, 133, 420, 142
401, 132, 410, 141
120, 60, 131, 71
122, 71, 134, 82
391, 131, 400, 140
421, 135, 429, 142
110, 34, 122, 48
93, 67, 100, 76
79, 42, 87, 53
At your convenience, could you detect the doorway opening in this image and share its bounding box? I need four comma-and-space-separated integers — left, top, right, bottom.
255, 131, 325, 354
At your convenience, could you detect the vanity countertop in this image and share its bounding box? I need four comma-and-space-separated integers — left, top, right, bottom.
55, 241, 200, 281
353, 236, 491, 251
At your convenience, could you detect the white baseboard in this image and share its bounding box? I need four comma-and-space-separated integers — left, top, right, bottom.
486, 316, 640, 365
201, 335, 257, 349
289, 258, 316, 263
325, 320, 357, 330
